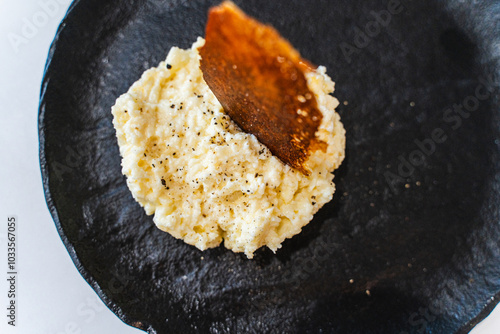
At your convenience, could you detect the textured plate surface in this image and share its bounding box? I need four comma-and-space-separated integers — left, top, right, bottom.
39, 0, 500, 333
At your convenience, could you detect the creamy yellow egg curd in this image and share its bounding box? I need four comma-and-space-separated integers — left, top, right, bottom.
111, 38, 345, 258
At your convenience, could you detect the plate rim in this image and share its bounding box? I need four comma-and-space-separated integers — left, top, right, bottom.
38, 0, 150, 332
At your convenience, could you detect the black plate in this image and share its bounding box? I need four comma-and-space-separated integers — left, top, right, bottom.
39, 0, 500, 333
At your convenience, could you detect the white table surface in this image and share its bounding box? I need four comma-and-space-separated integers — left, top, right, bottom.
0, 0, 498, 333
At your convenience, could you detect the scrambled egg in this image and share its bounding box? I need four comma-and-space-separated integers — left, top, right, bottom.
111, 38, 345, 258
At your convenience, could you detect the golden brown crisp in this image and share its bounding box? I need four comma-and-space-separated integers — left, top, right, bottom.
199, 1, 326, 175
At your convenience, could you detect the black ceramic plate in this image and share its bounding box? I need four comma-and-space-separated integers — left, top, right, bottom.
39, 0, 500, 333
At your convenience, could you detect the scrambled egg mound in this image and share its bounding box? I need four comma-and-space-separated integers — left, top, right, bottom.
111, 38, 345, 258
